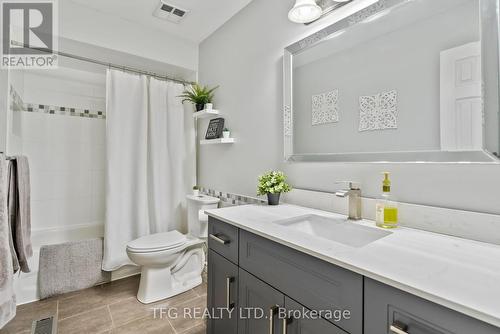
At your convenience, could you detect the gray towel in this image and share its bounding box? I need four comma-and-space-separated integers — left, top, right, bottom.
7, 156, 32, 273
0, 155, 16, 329
39, 238, 111, 299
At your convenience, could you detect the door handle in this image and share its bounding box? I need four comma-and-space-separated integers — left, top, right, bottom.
268, 305, 279, 334
282, 316, 292, 334
209, 233, 229, 245
390, 321, 409, 334
225, 276, 235, 310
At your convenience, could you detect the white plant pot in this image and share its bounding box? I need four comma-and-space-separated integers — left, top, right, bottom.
193, 189, 199, 196
222, 131, 230, 139
205, 103, 213, 111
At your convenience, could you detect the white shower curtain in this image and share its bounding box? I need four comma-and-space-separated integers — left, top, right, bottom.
103, 70, 195, 271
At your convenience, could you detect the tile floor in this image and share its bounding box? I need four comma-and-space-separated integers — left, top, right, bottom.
1, 275, 208, 334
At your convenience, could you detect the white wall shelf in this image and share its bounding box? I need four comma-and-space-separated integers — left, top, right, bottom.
193, 109, 220, 119
200, 138, 235, 145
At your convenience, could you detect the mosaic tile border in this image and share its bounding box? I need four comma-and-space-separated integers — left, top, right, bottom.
10, 85, 106, 119
200, 187, 266, 206
24, 103, 106, 119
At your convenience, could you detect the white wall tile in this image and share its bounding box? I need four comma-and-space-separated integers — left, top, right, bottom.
59, 197, 92, 226
16, 71, 106, 233
91, 194, 105, 223
31, 199, 60, 230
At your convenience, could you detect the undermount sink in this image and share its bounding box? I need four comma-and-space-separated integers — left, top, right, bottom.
273, 214, 392, 248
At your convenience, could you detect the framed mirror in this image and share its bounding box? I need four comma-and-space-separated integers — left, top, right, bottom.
284, 0, 500, 163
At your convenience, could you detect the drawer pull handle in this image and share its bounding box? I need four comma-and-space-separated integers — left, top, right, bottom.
282, 317, 292, 334
225, 276, 235, 310
210, 233, 229, 245
390, 322, 409, 334
268, 305, 279, 334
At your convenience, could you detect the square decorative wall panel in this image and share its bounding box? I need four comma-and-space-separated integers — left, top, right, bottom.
359, 90, 398, 132
312, 89, 339, 126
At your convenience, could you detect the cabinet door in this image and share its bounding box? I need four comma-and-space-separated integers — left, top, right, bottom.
238, 268, 284, 334
207, 250, 238, 334
364, 278, 500, 334
283, 297, 348, 334
239, 230, 363, 334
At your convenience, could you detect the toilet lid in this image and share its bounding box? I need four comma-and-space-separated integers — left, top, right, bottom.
127, 231, 187, 252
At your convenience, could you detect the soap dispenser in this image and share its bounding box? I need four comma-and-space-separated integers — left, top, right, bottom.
375, 172, 399, 229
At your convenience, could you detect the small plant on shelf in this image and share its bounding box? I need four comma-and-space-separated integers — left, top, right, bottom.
222, 127, 230, 139
178, 83, 219, 111
192, 185, 200, 196
257, 171, 292, 206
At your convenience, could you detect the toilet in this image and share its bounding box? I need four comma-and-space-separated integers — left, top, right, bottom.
126, 194, 220, 304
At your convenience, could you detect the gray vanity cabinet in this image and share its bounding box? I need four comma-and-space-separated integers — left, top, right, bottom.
207, 217, 500, 334
238, 268, 284, 334
284, 297, 348, 334
238, 268, 345, 334
364, 278, 500, 334
239, 229, 363, 334
207, 250, 238, 334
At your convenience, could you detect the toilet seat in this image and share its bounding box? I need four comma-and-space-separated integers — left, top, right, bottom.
127, 231, 187, 253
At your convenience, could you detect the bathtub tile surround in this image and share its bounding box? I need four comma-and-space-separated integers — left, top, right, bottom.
7, 70, 106, 305
10, 85, 106, 119
200, 187, 266, 206
9, 86, 23, 112
24, 103, 105, 119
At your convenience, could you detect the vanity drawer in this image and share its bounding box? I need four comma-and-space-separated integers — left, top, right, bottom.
364, 278, 500, 334
239, 230, 363, 334
208, 216, 239, 264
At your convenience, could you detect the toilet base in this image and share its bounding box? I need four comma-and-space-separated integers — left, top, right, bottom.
137, 265, 203, 304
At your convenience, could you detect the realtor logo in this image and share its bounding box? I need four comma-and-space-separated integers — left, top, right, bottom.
1, 0, 58, 69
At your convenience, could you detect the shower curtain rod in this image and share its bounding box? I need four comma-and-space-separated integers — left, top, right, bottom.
11, 41, 195, 85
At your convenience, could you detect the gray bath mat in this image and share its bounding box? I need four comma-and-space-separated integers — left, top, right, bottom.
38, 238, 111, 299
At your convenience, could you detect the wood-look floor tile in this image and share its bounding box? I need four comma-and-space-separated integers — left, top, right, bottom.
151, 289, 199, 309
192, 282, 207, 297
111, 316, 175, 334
0, 298, 57, 334
180, 321, 206, 334
100, 275, 140, 305
57, 286, 107, 320
58, 275, 139, 320
108, 297, 151, 327
58, 306, 112, 334
167, 295, 207, 334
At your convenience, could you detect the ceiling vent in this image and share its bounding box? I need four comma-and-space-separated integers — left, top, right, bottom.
153, 1, 188, 23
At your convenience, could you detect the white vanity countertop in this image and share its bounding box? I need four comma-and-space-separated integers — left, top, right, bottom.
205, 204, 500, 328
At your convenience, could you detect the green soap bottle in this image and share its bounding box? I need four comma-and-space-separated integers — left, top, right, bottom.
375, 172, 399, 229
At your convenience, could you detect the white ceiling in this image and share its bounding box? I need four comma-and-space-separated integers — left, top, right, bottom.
68, 0, 253, 43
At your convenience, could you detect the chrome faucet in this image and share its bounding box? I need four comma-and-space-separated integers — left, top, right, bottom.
335, 181, 362, 221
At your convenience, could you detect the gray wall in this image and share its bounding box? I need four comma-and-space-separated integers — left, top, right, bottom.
198, 0, 500, 214
294, 1, 478, 154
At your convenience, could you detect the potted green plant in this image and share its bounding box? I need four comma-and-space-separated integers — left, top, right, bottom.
222, 127, 230, 139
178, 83, 219, 112
257, 171, 292, 205
192, 185, 200, 196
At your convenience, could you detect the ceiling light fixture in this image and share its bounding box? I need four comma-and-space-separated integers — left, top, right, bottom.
288, 0, 323, 24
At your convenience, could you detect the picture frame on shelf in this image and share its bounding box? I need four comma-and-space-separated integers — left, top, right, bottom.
205, 117, 225, 139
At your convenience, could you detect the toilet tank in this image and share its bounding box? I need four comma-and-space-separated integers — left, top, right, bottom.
186, 195, 220, 238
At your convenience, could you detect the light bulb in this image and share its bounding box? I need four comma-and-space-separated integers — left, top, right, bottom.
288, 0, 323, 24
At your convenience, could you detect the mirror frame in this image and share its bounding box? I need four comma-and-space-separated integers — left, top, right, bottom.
283, 0, 500, 163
